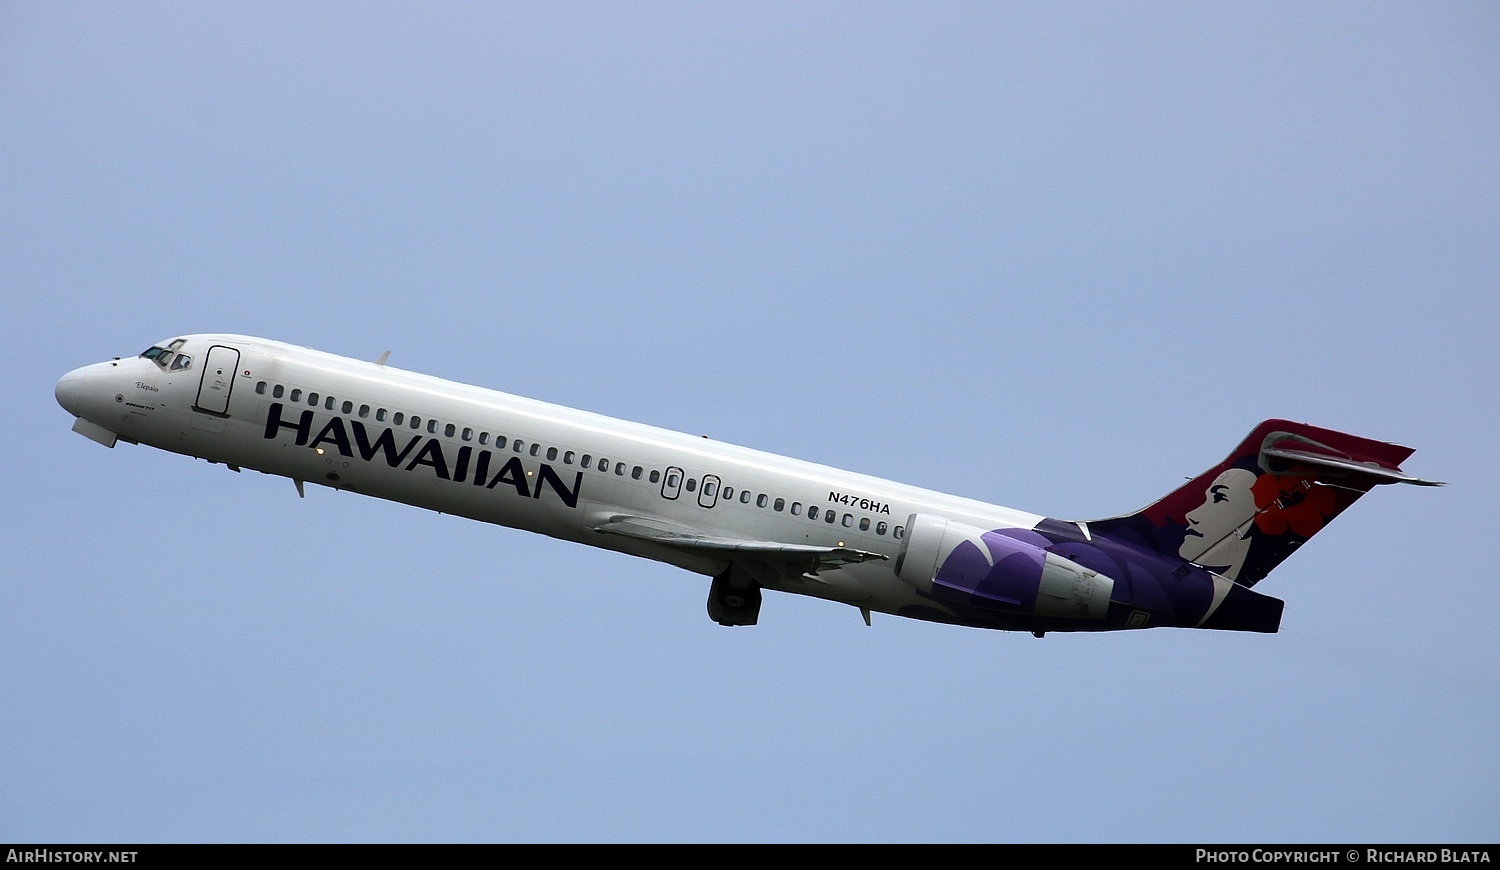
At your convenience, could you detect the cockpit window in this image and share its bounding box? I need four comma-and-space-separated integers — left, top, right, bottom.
140, 345, 192, 371
140, 340, 188, 369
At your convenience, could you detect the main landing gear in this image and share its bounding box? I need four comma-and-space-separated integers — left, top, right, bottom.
707, 566, 762, 626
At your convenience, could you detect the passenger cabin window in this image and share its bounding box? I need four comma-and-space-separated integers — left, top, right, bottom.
325, 397, 335, 410
289, 389, 302, 403
530, 443, 541, 457
686, 478, 697, 492
393, 412, 404, 426
445, 423, 455, 437
342, 401, 353, 414
273, 385, 285, 399
377, 408, 388, 422
308, 392, 319, 406
742, 491, 752, 504
649, 470, 660, 483
428, 419, 438, 434
859, 518, 870, 531
774, 498, 785, 512
514, 439, 524, 453
255, 381, 267, 395
462, 428, 473, 441
631, 466, 643, 480
791, 502, 802, 516
547, 447, 558, 461
359, 405, 371, 418
877, 522, 887, 535
564, 451, 575, 464
808, 506, 819, 521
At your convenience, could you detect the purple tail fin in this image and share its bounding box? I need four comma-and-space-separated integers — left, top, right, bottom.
1088, 420, 1441, 586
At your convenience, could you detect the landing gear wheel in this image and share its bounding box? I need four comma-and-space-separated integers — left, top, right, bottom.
707, 570, 762, 626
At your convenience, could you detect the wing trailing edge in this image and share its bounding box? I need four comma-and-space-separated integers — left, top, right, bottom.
592, 514, 889, 571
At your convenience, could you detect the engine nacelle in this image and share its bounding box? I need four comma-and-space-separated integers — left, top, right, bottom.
895, 513, 1114, 619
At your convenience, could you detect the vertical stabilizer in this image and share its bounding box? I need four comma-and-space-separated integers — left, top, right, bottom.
1088, 420, 1441, 586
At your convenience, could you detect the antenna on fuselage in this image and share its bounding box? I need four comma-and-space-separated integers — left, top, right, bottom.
374, 350, 391, 366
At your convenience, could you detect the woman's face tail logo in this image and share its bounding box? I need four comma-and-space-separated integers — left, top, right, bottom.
1179, 468, 1258, 579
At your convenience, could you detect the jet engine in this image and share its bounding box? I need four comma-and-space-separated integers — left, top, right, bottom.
895, 514, 1114, 619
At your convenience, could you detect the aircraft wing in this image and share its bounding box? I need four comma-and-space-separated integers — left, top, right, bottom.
591, 514, 888, 571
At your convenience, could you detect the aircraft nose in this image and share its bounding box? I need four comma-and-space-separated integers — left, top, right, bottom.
55, 368, 87, 416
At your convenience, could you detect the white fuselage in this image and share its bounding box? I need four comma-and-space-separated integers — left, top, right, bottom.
56, 334, 1045, 624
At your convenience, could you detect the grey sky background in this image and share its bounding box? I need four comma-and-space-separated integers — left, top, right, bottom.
2, 2, 1495, 843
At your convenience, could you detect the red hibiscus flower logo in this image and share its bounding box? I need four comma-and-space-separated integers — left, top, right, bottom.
1251, 474, 1338, 537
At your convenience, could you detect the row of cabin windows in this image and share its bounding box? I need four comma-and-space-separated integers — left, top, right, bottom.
684, 478, 906, 537
253, 379, 905, 539
672, 477, 904, 538
256, 380, 647, 473
787, 501, 901, 538
254, 380, 659, 481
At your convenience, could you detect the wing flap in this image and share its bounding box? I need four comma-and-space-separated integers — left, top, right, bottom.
592, 514, 889, 569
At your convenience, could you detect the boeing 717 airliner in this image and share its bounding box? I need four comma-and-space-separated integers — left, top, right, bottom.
55, 334, 1440, 635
